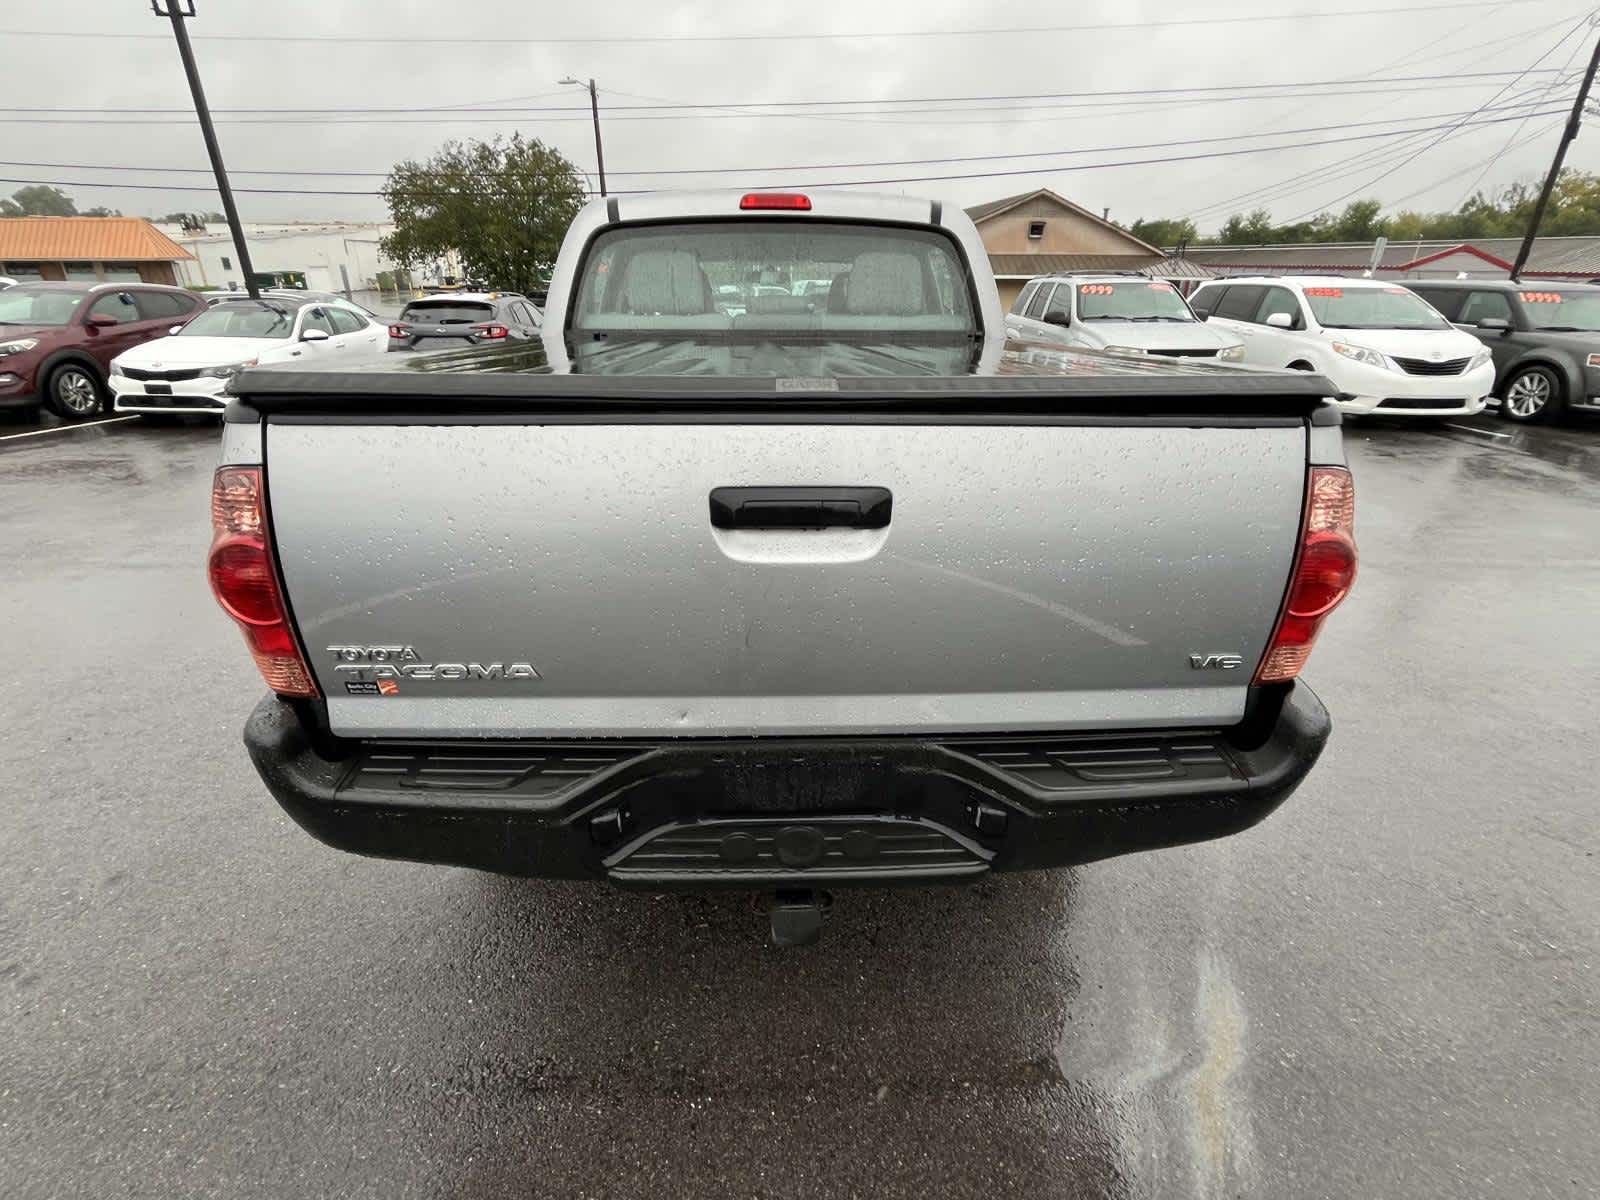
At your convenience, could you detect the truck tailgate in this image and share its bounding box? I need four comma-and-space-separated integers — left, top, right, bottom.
263, 419, 1306, 738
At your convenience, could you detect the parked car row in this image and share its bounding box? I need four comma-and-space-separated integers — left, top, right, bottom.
1005, 269, 1600, 426
0, 280, 538, 422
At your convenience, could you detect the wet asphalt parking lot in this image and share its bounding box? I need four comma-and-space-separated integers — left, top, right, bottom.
2, 406, 1597, 1199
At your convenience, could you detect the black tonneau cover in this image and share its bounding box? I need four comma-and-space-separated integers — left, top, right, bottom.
227, 341, 1335, 422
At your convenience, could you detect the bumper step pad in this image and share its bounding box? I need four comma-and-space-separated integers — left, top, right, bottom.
604, 815, 991, 885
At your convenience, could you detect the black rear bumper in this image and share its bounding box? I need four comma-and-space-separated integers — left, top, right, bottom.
243, 683, 1330, 886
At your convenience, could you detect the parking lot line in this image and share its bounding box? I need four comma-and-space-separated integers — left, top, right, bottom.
0, 416, 138, 442
1447, 423, 1512, 439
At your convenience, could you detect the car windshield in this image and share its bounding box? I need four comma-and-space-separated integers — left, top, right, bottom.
0, 286, 84, 326
571, 221, 977, 336
1515, 289, 1600, 331
401, 301, 496, 324
1305, 285, 1448, 330
180, 302, 296, 338
1075, 280, 1194, 322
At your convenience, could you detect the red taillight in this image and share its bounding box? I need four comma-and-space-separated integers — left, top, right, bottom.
387, 323, 410, 339
739, 192, 811, 211
1255, 467, 1357, 684
208, 467, 318, 698
474, 323, 509, 339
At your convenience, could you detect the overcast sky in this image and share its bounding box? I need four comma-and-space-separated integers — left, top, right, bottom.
2, 0, 1597, 234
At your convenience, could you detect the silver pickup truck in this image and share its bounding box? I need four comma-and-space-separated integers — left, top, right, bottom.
209, 190, 1355, 943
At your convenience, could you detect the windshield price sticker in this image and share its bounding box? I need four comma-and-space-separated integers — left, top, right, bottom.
1519, 291, 1562, 303
1081, 284, 1117, 295
1305, 287, 1343, 298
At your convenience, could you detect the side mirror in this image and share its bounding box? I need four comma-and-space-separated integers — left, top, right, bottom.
1191, 307, 1211, 321
1476, 317, 1511, 333
1042, 311, 1071, 328
300, 327, 331, 342
86, 313, 119, 328
1264, 312, 1295, 329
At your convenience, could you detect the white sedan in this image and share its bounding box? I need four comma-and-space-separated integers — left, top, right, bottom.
112, 296, 387, 416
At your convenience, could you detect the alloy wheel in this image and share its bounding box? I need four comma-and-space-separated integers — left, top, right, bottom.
1504, 372, 1550, 419
56, 368, 101, 415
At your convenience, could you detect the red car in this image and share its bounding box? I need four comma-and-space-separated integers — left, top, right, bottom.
0, 282, 204, 420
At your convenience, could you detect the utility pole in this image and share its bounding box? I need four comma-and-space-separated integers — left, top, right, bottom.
153, 1, 259, 298
560, 76, 607, 197
1511, 30, 1600, 281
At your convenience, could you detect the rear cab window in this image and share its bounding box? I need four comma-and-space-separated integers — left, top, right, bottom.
569, 221, 978, 337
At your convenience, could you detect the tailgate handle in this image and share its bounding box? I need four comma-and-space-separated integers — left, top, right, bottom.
709, 486, 892, 530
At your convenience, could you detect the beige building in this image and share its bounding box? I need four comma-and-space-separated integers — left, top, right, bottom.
965, 188, 1164, 310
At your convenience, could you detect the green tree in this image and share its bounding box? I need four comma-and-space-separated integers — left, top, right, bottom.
0, 184, 78, 217
1327, 199, 1387, 243
1216, 208, 1277, 244
1129, 217, 1198, 248
380, 134, 586, 294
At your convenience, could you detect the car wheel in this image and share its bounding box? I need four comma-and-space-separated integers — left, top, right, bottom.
1501, 365, 1564, 423
47, 363, 107, 420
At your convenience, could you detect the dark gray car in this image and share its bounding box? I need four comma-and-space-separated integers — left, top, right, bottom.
1402, 279, 1600, 423
388, 292, 541, 352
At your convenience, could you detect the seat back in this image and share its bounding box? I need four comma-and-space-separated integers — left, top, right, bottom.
844, 252, 924, 315
618, 250, 712, 315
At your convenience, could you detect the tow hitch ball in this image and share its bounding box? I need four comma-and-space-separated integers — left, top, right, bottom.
768, 888, 832, 947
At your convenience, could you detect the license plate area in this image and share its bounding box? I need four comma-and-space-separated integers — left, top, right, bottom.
145, 382, 173, 395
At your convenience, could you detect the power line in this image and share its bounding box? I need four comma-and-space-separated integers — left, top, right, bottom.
1274, 13, 1595, 223
0, 106, 1570, 199
1458, 25, 1594, 200
1183, 8, 1571, 190
0, 70, 1572, 116
0, 2, 1553, 46
0, 101, 1564, 182
0, 77, 1580, 128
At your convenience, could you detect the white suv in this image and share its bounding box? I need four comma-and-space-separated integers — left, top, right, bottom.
1188, 275, 1493, 417
1006, 273, 1246, 361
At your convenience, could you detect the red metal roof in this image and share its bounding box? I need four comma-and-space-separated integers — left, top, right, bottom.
0, 217, 194, 263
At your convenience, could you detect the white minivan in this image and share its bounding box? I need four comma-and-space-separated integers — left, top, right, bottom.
1188, 275, 1494, 417
1006, 272, 1246, 361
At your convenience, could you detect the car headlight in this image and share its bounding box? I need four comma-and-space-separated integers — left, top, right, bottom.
1330, 341, 1392, 370
109, 360, 127, 377
1217, 344, 1246, 362
204, 358, 259, 378
0, 337, 39, 356
1469, 348, 1493, 370
1102, 345, 1148, 356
